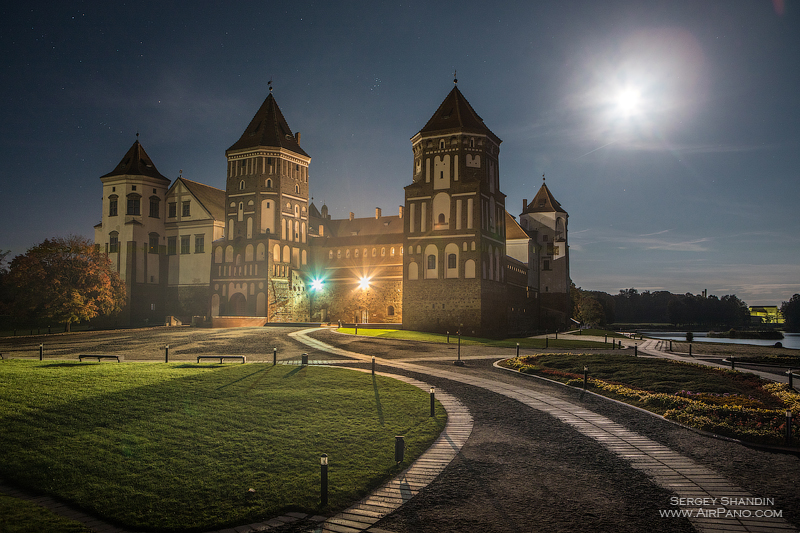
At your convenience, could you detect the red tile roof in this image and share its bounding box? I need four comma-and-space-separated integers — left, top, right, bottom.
227, 92, 309, 157
101, 140, 169, 182
417, 86, 500, 143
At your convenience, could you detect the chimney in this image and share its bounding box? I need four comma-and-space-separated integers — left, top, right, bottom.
295, 132, 301, 144
523, 199, 528, 212
399, 205, 404, 218
349, 212, 354, 221
375, 207, 381, 219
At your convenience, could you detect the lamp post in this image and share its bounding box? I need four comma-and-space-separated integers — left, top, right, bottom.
430, 386, 435, 417
320, 454, 328, 506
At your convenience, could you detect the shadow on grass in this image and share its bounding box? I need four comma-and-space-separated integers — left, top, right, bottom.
40, 362, 87, 368
372, 375, 384, 426
282, 365, 307, 378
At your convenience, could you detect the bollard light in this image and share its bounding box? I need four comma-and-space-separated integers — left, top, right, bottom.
430, 386, 435, 417
302, 353, 308, 366
583, 366, 588, 391
39, 344, 43, 361
516, 342, 520, 357
372, 356, 375, 375
273, 347, 277, 365
786, 411, 793, 446
165, 344, 169, 363
545, 337, 549, 349
320, 454, 328, 506
730, 356, 735, 370
395, 436, 405, 463
447, 331, 450, 344
788, 369, 794, 390
634, 343, 637, 357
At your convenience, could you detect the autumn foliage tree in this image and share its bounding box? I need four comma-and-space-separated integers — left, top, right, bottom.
6, 236, 126, 331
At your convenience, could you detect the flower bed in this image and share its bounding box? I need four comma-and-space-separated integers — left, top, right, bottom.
504, 354, 800, 446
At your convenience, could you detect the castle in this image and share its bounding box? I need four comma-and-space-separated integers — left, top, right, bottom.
94, 83, 571, 336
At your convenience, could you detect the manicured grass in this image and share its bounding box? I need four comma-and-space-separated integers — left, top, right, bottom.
0, 360, 446, 531
573, 328, 628, 338
338, 328, 608, 349
0, 493, 92, 533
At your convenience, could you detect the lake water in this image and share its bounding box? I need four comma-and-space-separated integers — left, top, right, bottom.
642, 331, 800, 350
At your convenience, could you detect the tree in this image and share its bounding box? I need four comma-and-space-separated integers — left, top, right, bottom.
0, 250, 11, 316
781, 294, 800, 332
578, 296, 606, 327
6, 236, 126, 331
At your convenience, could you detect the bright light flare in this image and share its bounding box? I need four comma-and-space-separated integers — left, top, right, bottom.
615, 87, 641, 117
310, 278, 324, 291
358, 276, 371, 290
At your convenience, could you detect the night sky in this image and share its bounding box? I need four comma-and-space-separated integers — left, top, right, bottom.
2, 1, 798, 305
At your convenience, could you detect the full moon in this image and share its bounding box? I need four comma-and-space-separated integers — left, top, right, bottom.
616, 87, 641, 116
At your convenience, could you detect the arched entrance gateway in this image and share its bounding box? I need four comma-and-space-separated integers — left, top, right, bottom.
228, 293, 248, 316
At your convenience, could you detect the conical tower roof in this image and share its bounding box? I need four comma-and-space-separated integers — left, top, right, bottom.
416, 85, 500, 143
227, 92, 308, 157
524, 181, 566, 214
101, 140, 169, 182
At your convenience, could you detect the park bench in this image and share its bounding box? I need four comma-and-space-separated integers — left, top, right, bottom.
196, 355, 246, 364
79, 355, 120, 362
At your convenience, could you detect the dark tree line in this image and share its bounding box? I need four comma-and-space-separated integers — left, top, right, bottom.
781, 294, 800, 332
571, 286, 752, 327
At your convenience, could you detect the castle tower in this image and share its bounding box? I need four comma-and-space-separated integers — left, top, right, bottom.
519, 179, 570, 325
402, 83, 509, 335
209, 89, 311, 321
94, 138, 171, 325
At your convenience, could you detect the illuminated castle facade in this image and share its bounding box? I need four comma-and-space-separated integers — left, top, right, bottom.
94, 84, 571, 335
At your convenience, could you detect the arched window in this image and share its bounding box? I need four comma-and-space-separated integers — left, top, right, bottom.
266, 178, 273, 188
346, 249, 350, 259
328, 250, 333, 259
108, 232, 119, 253
381, 247, 386, 257
390, 247, 395, 256
387, 306, 395, 316
448, 254, 457, 269
295, 184, 300, 193
239, 180, 245, 190
438, 213, 445, 224
126, 194, 141, 216
427, 254, 436, 270
439, 139, 445, 149
408, 261, 418, 280
108, 195, 118, 217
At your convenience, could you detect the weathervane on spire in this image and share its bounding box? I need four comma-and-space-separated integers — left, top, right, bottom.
136, 131, 139, 141
268, 79, 273, 93
179, 169, 183, 178
454, 70, 458, 85
542, 173, 546, 182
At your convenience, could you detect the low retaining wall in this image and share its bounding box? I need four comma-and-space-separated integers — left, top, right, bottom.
210, 316, 268, 328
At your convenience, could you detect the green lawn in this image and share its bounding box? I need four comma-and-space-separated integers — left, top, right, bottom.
0, 493, 92, 533
338, 328, 609, 350
0, 360, 446, 531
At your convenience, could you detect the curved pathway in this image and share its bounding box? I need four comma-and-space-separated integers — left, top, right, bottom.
292, 328, 797, 533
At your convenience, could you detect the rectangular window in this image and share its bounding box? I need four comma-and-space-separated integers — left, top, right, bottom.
168, 202, 177, 218
109, 198, 118, 217
195, 235, 205, 253
109, 234, 119, 253
149, 198, 159, 218
148, 234, 159, 254
182, 201, 190, 217
543, 259, 551, 271
127, 196, 140, 216
167, 236, 177, 255
180, 235, 190, 254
